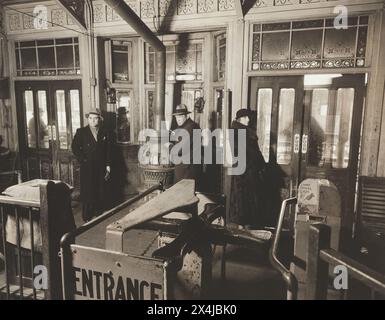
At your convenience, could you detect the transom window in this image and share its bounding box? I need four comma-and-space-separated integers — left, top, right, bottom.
145, 41, 203, 83
15, 38, 80, 76
250, 16, 368, 71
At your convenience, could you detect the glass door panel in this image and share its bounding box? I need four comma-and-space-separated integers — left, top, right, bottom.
37, 90, 50, 149
277, 88, 295, 165
301, 74, 365, 250
257, 88, 272, 162
56, 90, 68, 150
333, 88, 354, 169
24, 90, 36, 148
249, 76, 304, 226
70, 89, 81, 137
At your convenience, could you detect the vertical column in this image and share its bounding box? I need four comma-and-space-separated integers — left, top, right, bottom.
1, 8, 16, 151
79, 33, 92, 117
226, 18, 245, 121
224, 18, 246, 218
361, 11, 385, 176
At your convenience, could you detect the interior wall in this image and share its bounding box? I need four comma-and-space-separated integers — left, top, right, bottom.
361, 11, 385, 178
0, 6, 14, 152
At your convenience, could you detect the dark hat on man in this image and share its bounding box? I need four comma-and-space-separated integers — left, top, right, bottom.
236, 108, 253, 120
172, 104, 191, 116
117, 107, 128, 114
86, 108, 103, 120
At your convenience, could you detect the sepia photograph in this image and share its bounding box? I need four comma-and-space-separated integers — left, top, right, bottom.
0, 0, 384, 305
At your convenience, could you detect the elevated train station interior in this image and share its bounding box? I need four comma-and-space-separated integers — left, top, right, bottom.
0, 0, 385, 300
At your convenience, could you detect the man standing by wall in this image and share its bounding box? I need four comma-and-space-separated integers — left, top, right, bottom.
170, 104, 202, 187
72, 108, 111, 222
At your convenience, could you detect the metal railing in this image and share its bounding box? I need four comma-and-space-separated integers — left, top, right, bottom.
269, 197, 298, 300
306, 223, 385, 300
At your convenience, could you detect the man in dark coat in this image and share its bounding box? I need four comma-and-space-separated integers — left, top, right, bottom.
170, 104, 202, 186
229, 109, 267, 229
72, 108, 111, 222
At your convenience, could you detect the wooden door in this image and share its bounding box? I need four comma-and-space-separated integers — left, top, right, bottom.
301, 74, 365, 245
16, 80, 82, 193
249, 76, 304, 223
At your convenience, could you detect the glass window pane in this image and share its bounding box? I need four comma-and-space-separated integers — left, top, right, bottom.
146, 46, 155, 83
38, 47, 55, 73
20, 48, 37, 69
257, 88, 272, 162
174, 42, 203, 80
332, 88, 354, 168
215, 34, 226, 81
56, 46, 74, 69
291, 30, 323, 60
56, 38, 73, 45
219, 45, 226, 78
112, 42, 130, 82
309, 89, 329, 167
37, 91, 49, 149
277, 89, 295, 165
261, 32, 290, 61
324, 28, 357, 59
116, 91, 131, 143
113, 52, 129, 81
74, 45, 80, 69
166, 47, 175, 80
37, 39, 54, 46
15, 49, 21, 70
20, 41, 35, 48
70, 90, 81, 137
25, 90, 36, 148
196, 46, 202, 78
56, 90, 68, 150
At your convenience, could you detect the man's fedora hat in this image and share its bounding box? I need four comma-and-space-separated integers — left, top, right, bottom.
172, 104, 191, 116
86, 108, 103, 120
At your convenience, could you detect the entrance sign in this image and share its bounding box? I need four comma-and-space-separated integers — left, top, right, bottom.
70, 245, 165, 300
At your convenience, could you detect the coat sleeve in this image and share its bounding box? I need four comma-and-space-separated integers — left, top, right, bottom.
71, 128, 84, 163
105, 130, 112, 167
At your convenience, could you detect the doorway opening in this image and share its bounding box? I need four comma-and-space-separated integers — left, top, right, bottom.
249, 73, 366, 236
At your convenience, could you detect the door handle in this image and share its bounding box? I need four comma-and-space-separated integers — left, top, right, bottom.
47, 125, 53, 141
294, 134, 300, 154
51, 125, 57, 141
302, 134, 308, 154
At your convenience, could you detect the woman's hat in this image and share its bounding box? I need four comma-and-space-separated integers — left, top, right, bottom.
172, 104, 191, 116
86, 108, 103, 120
236, 109, 253, 120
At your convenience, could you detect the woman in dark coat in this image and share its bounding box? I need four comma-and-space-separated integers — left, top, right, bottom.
229, 109, 267, 229
72, 108, 111, 222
